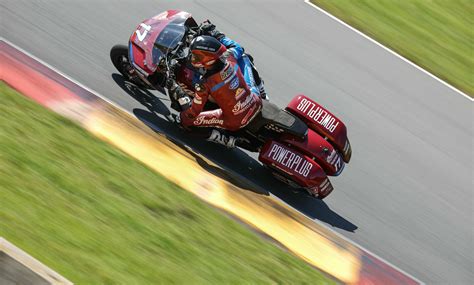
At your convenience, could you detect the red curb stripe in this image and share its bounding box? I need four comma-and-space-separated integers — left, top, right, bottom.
1, 49, 79, 107
357, 253, 419, 285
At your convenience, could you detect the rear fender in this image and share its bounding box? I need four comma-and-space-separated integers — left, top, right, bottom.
286, 95, 351, 162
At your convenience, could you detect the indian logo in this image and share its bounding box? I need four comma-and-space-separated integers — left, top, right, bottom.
194, 116, 224, 126
232, 95, 254, 114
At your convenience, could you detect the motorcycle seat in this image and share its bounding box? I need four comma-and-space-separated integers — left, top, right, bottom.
247, 100, 308, 139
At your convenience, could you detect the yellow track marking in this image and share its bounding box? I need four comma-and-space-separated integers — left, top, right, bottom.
85, 107, 361, 284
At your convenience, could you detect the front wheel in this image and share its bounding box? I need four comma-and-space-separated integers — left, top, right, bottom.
110, 44, 149, 88
110, 44, 130, 77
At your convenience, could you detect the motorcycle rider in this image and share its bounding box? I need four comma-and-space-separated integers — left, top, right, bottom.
197, 21, 267, 99
168, 35, 262, 148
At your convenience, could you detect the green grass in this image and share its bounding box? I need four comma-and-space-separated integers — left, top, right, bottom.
0, 82, 333, 284
312, 0, 473, 97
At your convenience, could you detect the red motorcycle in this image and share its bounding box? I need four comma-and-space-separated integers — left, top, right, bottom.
110, 10, 352, 199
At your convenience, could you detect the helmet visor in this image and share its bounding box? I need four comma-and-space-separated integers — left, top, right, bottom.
191, 52, 204, 67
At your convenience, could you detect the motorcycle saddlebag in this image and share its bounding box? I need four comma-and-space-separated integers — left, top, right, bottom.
286, 95, 351, 162
258, 140, 334, 198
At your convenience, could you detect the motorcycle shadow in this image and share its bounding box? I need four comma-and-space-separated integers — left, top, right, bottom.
111, 73, 358, 232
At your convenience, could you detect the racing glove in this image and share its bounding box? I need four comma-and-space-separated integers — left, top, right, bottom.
209, 29, 225, 41
200, 21, 216, 33
166, 80, 191, 111
200, 21, 225, 40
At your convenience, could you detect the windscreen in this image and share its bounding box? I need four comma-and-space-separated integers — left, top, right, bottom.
152, 23, 186, 66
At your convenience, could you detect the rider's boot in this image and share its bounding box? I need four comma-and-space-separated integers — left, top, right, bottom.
257, 80, 267, 100
206, 129, 255, 150
249, 60, 268, 100
207, 130, 237, 148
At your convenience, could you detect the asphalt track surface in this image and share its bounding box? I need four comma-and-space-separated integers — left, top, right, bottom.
0, 252, 49, 285
2, 0, 472, 283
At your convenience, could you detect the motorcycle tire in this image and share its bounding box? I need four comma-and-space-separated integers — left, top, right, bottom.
110, 44, 150, 89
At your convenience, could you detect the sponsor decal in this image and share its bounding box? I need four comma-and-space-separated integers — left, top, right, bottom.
194, 116, 224, 126
195, 45, 216, 52
266, 143, 313, 178
296, 98, 339, 133
240, 105, 256, 126
232, 94, 254, 114
235, 87, 246, 99
220, 63, 233, 80
326, 149, 342, 172
229, 77, 239, 89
